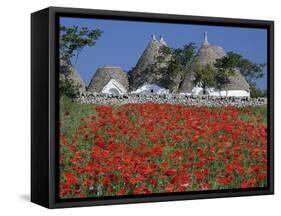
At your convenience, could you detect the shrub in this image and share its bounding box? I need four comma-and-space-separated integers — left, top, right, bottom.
60, 77, 81, 98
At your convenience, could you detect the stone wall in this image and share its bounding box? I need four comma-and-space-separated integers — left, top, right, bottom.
76, 93, 267, 107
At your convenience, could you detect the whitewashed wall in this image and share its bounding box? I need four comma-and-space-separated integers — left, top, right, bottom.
131, 84, 169, 94
101, 79, 127, 94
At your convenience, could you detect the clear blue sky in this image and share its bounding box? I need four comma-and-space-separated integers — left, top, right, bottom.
60, 17, 267, 90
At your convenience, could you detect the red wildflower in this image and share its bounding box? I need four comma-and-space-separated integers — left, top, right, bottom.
217, 174, 233, 185
101, 176, 111, 186
194, 168, 208, 182
236, 166, 245, 176
151, 146, 163, 156
64, 172, 77, 185
224, 163, 236, 173
165, 169, 177, 177
59, 103, 268, 198
133, 186, 151, 194
164, 183, 174, 192
117, 188, 128, 196
241, 180, 251, 188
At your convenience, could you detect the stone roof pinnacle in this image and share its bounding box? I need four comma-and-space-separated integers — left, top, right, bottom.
203, 32, 209, 45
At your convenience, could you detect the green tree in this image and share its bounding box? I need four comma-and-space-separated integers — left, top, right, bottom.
214, 52, 265, 96
172, 43, 197, 68
250, 84, 267, 98
59, 77, 81, 98
156, 43, 197, 91
193, 63, 216, 94
214, 52, 265, 85
213, 54, 237, 94
60, 25, 103, 64
59, 25, 103, 98
157, 43, 196, 76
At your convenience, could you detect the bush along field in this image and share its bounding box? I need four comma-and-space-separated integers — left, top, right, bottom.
59, 96, 267, 199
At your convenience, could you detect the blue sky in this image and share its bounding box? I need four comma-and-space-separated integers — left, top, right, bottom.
60, 17, 268, 90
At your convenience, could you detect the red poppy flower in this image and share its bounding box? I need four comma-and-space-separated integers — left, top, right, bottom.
64, 172, 77, 185
217, 174, 233, 185
165, 169, 177, 177
101, 176, 111, 186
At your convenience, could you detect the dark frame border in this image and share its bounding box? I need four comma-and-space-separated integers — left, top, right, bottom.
44, 6, 273, 208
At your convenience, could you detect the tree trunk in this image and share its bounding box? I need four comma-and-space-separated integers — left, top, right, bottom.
203, 83, 206, 95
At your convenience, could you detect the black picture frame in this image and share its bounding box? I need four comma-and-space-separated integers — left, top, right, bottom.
31, 6, 274, 209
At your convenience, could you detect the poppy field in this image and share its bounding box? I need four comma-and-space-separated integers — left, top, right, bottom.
59, 97, 267, 199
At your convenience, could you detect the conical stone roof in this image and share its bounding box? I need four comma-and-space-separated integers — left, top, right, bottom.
60, 57, 86, 94
194, 35, 225, 65
87, 65, 129, 93
180, 32, 249, 93
159, 36, 167, 46
128, 35, 172, 90
223, 69, 250, 91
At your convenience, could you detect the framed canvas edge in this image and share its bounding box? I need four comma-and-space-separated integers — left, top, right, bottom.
31, 8, 52, 208
43, 6, 274, 209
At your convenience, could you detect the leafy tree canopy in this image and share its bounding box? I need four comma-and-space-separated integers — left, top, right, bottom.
193, 63, 216, 94
59, 77, 81, 98
60, 25, 103, 64
172, 43, 197, 68
250, 84, 267, 98
157, 43, 197, 78
214, 52, 265, 85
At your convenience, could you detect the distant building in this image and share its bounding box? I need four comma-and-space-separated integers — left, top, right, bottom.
60, 57, 86, 95
128, 34, 173, 94
67, 33, 250, 97
131, 83, 169, 94
87, 65, 129, 95
180, 32, 250, 97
